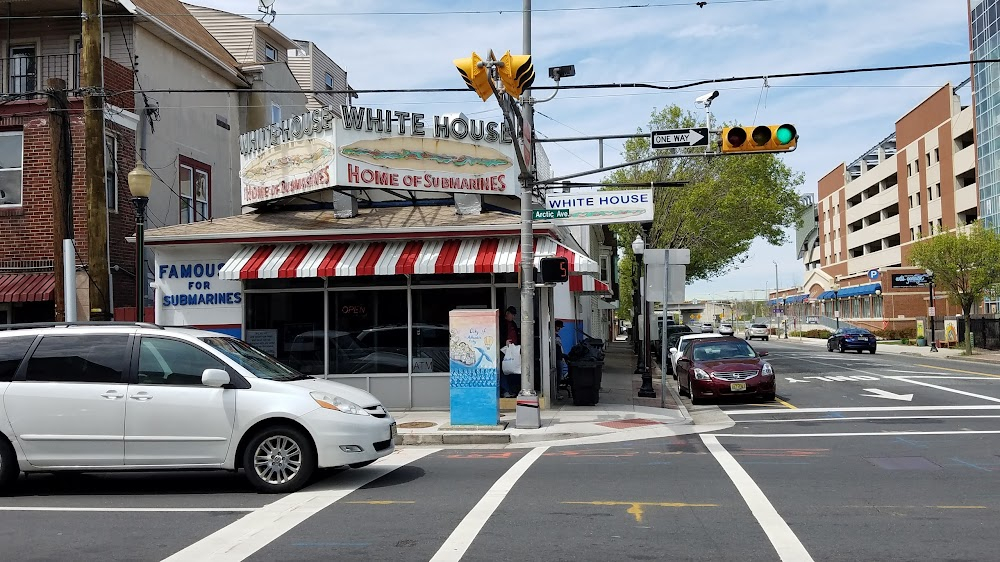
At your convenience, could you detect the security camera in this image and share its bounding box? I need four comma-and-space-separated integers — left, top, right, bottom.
695, 90, 720, 104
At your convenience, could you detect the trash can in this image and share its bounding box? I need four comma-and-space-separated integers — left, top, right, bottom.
568, 359, 600, 406
567, 338, 606, 406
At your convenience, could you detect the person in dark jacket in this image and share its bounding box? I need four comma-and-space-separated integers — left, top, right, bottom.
499, 306, 520, 397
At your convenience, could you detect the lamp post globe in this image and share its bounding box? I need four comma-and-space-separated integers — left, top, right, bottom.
128, 162, 153, 322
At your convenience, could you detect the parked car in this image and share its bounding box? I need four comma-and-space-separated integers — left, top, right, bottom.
652, 323, 693, 360
0, 323, 397, 494
827, 327, 877, 354
700, 322, 715, 333
676, 336, 776, 404
669, 333, 724, 380
745, 323, 770, 341
718, 323, 734, 336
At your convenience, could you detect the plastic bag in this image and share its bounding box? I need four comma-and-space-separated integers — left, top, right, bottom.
501, 344, 522, 375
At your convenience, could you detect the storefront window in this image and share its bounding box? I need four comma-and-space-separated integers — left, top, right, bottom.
245, 291, 324, 375
329, 290, 408, 374
412, 287, 492, 372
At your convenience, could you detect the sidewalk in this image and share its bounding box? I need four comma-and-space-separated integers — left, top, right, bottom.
392, 341, 695, 447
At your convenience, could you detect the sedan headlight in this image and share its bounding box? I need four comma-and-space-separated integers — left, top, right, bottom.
761, 363, 774, 376
693, 368, 711, 381
311, 391, 370, 415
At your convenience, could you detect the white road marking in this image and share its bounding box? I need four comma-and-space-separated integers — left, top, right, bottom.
701, 435, 814, 562
886, 375, 999, 379
715, 430, 1000, 438
162, 448, 438, 562
725, 405, 1000, 415
860, 388, 913, 401
429, 446, 548, 562
891, 377, 1000, 403
738, 415, 1000, 424
0, 507, 254, 512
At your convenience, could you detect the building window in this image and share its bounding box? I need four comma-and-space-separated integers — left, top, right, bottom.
927, 186, 934, 201
8, 44, 36, 94
908, 195, 914, 209
926, 153, 932, 167
179, 157, 210, 224
934, 148, 940, 163
936, 218, 943, 232
916, 192, 921, 205
264, 42, 278, 62
935, 183, 941, 198
917, 225, 923, 237
0, 131, 23, 206
324, 72, 334, 90
105, 133, 117, 212
271, 103, 281, 124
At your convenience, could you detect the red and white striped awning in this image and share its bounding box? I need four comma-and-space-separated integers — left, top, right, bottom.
569, 275, 612, 295
219, 237, 599, 280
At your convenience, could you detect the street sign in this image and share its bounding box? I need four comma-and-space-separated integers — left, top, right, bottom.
868, 269, 879, 280
532, 209, 569, 220
928, 306, 936, 316
650, 128, 709, 149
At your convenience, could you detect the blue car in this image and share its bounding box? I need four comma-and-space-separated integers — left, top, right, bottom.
827, 328, 877, 354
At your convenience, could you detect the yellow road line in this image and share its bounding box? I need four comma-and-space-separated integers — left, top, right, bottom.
562, 501, 717, 523
916, 364, 1000, 379
776, 397, 797, 409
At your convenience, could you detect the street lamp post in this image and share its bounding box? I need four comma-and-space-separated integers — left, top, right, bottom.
833, 284, 840, 329
632, 234, 645, 375
632, 233, 656, 398
127, 161, 153, 322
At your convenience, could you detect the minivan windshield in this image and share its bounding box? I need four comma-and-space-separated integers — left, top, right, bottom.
201, 337, 309, 382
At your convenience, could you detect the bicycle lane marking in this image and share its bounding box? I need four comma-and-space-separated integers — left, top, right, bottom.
161, 448, 438, 562
701, 435, 814, 562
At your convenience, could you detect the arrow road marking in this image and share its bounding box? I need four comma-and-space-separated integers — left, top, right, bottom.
860, 388, 913, 401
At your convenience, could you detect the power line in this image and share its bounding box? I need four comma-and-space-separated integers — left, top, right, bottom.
95, 58, 995, 97
1, 0, 787, 19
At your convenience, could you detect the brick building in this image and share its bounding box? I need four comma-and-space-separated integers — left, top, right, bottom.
773, 83, 980, 334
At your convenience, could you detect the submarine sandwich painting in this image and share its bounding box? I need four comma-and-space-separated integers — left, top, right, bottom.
338, 136, 517, 196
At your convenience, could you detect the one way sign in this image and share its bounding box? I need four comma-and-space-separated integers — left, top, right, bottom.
650, 128, 709, 149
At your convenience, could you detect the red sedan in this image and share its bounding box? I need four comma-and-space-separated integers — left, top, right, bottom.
676, 337, 776, 404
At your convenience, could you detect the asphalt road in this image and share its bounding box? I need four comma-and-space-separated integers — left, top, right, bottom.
2, 339, 999, 561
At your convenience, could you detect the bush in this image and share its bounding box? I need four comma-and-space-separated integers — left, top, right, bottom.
874, 327, 917, 341
790, 329, 831, 339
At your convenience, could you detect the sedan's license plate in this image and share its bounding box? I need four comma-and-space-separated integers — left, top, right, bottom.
390, 422, 397, 438
730, 383, 747, 391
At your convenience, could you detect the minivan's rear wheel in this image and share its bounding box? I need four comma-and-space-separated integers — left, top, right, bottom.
243, 427, 316, 494
0, 438, 19, 493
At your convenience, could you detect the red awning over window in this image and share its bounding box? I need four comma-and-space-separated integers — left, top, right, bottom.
0, 273, 55, 303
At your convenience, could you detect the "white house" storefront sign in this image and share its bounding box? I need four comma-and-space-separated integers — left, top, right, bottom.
543, 189, 654, 225
238, 105, 522, 206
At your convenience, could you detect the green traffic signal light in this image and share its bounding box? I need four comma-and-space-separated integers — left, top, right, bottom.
775, 124, 796, 145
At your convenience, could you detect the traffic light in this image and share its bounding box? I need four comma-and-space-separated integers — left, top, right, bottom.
720, 124, 797, 153
498, 50, 535, 98
454, 52, 493, 101
538, 257, 569, 283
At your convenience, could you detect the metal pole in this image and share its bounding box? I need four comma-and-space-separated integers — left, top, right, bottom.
929, 281, 938, 352
633, 254, 644, 374
660, 255, 670, 408
515, 0, 540, 428
133, 197, 148, 322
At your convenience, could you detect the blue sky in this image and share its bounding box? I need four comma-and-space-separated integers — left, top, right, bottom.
191, 0, 970, 301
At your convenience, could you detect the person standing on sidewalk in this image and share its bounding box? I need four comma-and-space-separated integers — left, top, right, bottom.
499, 306, 521, 397
554, 320, 569, 382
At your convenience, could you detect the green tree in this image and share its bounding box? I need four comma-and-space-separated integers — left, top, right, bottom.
617, 252, 635, 321
608, 106, 806, 282
908, 222, 1000, 354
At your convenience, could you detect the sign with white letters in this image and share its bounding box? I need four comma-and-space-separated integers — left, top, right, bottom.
544, 189, 654, 226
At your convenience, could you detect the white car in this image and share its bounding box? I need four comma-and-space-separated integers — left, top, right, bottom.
718, 323, 734, 336
669, 333, 725, 379
745, 323, 770, 341
0, 323, 396, 494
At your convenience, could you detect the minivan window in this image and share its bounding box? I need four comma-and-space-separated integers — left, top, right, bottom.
0, 335, 34, 381
202, 336, 307, 381
138, 337, 228, 386
25, 335, 129, 383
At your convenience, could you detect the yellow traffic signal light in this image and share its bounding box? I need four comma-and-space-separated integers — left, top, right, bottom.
720, 124, 797, 153
454, 52, 493, 101
498, 50, 535, 98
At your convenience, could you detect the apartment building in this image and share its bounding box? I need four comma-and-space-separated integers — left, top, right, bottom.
289, 40, 353, 112
792, 83, 979, 330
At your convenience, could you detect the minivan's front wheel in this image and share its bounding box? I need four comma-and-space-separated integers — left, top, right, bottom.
243, 427, 316, 494
0, 438, 19, 493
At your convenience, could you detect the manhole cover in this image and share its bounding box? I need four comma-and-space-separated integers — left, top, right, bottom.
398, 421, 436, 429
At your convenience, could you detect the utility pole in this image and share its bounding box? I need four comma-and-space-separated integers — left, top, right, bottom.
46, 78, 72, 322
82, 0, 111, 320
516, 0, 540, 429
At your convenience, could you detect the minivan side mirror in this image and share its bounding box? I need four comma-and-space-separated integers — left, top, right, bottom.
669, 347, 677, 354
202, 368, 231, 388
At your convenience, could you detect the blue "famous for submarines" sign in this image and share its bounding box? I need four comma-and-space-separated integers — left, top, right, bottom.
158, 262, 242, 308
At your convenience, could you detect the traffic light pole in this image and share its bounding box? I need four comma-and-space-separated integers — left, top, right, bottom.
515, 0, 540, 429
